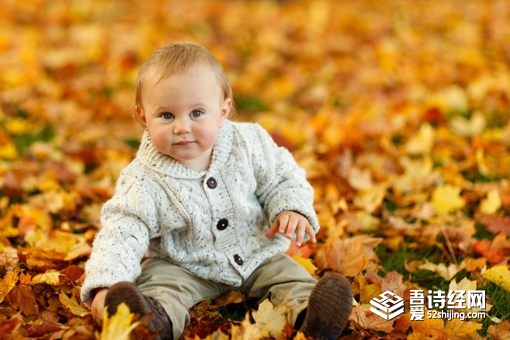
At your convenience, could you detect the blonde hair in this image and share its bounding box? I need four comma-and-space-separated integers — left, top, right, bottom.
135, 42, 234, 114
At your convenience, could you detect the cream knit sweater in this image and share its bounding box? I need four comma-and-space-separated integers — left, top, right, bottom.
81, 121, 319, 305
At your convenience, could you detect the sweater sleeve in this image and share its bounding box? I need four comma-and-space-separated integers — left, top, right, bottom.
250, 124, 320, 233
80, 172, 156, 305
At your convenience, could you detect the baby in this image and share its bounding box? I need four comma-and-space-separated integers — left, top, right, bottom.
80, 41, 352, 339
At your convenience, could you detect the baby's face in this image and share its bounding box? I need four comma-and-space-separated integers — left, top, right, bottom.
139, 63, 231, 171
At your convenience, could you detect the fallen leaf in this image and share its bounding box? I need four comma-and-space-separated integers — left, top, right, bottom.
395, 312, 448, 339
483, 265, 510, 291
488, 320, 510, 340
0, 269, 19, 303
418, 260, 464, 281
251, 299, 290, 340
99, 303, 140, 340
315, 235, 382, 277
59, 292, 91, 317
445, 318, 482, 339
350, 304, 395, 333
479, 188, 502, 215
293, 253, 317, 274
32, 270, 61, 285
430, 184, 466, 215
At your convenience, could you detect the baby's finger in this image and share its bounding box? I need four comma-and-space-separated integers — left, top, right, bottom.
306, 224, 317, 243
265, 222, 279, 237
295, 223, 307, 247
285, 215, 300, 237
278, 214, 290, 233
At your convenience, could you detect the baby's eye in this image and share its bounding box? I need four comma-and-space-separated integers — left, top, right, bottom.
190, 110, 204, 119
161, 112, 174, 120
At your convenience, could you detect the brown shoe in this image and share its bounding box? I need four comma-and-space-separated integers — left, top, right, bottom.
105, 281, 173, 340
300, 272, 352, 339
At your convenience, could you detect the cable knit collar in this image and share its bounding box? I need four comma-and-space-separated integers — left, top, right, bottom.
136, 120, 234, 179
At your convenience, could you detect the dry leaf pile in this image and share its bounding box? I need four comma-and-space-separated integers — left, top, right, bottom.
1, 0, 509, 339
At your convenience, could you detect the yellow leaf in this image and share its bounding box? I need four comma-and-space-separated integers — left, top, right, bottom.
293, 253, 317, 274
479, 189, 501, 215
32, 270, 61, 285
353, 184, 386, 213
99, 303, 139, 340
0, 142, 17, 160
251, 299, 289, 340
59, 292, 90, 317
449, 277, 477, 293
445, 318, 482, 340
347, 166, 373, 191
419, 260, 464, 281
483, 265, 510, 291
430, 184, 465, 215
5, 118, 31, 135
20, 206, 52, 231
0, 269, 19, 303
405, 123, 435, 155
450, 112, 486, 137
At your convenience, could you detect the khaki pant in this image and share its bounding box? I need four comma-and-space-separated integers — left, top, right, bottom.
136, 254, 316, 339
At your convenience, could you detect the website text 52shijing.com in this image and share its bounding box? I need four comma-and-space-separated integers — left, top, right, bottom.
427, 309, 487, 321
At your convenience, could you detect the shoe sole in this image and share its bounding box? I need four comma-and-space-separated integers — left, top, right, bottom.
302, 272, 353, 339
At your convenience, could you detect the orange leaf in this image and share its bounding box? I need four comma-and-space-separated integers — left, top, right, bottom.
350, 305, 395, 333
315, 235, 382, 277
6, 284, 39, 316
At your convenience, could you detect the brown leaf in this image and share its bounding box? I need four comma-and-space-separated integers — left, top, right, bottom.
6, 284, 39, 316
350, 305, 395, 333
315, 235, 382, 277
479, 215, 510, 236
0, 314, 22, 335
488, 320, 510, 340
381, 271, 407, 298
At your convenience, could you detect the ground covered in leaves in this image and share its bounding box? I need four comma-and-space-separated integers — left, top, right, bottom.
1, 0, 510, 339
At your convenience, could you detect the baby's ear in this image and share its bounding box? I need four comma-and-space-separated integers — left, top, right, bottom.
221, 98, 232, 121
134, 105, 147, 126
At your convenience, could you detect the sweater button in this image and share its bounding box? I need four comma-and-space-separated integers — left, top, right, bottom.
206, 177, 217, 189
217, 218, 228, 230
234, 254, 243, 265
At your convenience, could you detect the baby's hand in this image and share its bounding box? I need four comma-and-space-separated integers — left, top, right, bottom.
265, 211, 316, 247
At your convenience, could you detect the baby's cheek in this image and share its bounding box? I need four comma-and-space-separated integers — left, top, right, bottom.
152, 132, 172, 152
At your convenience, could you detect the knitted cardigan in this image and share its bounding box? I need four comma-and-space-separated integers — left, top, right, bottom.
80, 120, 319, 305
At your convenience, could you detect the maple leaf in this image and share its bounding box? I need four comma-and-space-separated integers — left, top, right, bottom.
430, 184, 466, 215
405, 123, 435, 155
98, 303, 140, 340
59, 292, 91, 317
381, 271, 407, 298
32, 270, 61, 285
292, 253, 317, 274
445, 318, 482, 339
0, 314, 23, 335
0, 269, 19, 303
479, 188, 502, 215
315, 235, 382, 277
479, 215, 510, 236
483, 265, 510, 291
350, 304, 395, 333
395, 313, 448, 339
6, 284, 39, 316
418, 260, 465, 281
250, 299, 290, 340
488, 320, 510, 340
